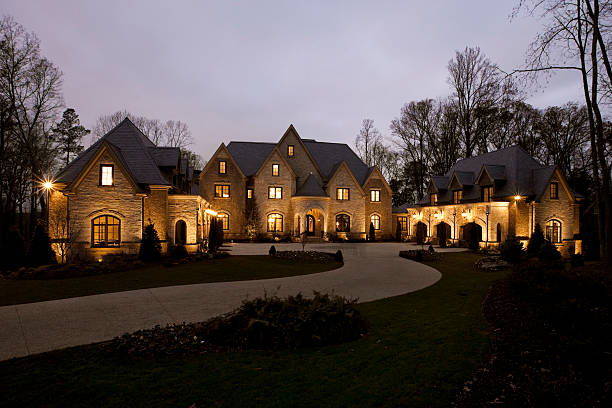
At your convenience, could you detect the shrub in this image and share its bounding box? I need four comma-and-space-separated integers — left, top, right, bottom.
335, 249, 343, 263
2, 227, 26, 270
539, 240, 561, 262
208, 217, 224, 252
27, 223, 57, 266
399, 249, 438, 262
428, 244, 435, 252
396, 220, 402, 242
170, 244, 188, 259
500, 235, 524, 263
269, 245, 277, 256
369, 222, 375, 242
139, 222, 162, 261
527, 223, 545, 257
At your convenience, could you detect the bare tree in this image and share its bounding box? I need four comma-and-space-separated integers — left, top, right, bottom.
164, 120, 192, 149
354, 119, 382, 166
48, 203, 81, 263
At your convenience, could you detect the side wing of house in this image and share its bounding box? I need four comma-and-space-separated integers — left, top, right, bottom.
326, 162, 366, 238
363, 167, 393, 239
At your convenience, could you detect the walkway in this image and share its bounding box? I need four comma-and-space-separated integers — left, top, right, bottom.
0, 242, 461, 361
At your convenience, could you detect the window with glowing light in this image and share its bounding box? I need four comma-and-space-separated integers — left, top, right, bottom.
91, 215, 120, 247
287, 145, 294, 157
430, 193, 437, 205
398, 216, 408, 231
268, 186, 282, 199
100, 165, 113, 186
218, 161, 227, 174
550, 182, 559, 199
267, 213, 283, 232
214, 184, 230, 198
218, 213, 229, 230
336, 214, 350, 232
453, 190, 462, 204
370, 214, 381, 230
546, 219, 561, 243
482, 186, 492, 202
272, 164, 279, 176
247, 188, 253, 199
370, 189, 380, 202
336, 188, 350, 200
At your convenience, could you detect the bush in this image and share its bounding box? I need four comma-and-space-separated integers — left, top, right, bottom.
27, 223, 57, 266
527, 223, 545, 258
396, 220, 402, 242
500, 235, 524, 263
1, 227, 26, 270
539, 240, 561, 262
269, 245, 276, 256
139, 222, 162, 261
335, 249, 343, 263
428, 244, 435, 253
369, 222, 375, 242
170, 244, 188, 259
208, 217, 224, 252
399, 249, 438, 262
111, 292, 368, 357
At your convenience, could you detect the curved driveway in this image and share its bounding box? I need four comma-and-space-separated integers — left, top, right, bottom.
0, 243, 454, 361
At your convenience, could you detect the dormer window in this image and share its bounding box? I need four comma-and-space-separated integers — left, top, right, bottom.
453, 190, 462, 204
482, 186, 492, 202
272, 164, 279, 176
430, 193, 438, 206
550, 182, 559, 199
219, 161, 227, 175
100, 165, 113, 186
288, 145, 294, 157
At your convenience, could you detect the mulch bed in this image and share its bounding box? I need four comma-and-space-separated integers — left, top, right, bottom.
272, 250, 337, 263
453, 262, 612, 407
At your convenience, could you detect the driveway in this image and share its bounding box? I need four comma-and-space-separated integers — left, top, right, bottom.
0, 242, 461, 361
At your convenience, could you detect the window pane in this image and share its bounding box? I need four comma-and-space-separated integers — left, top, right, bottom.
288, 145, 294, 156
219, 161, 226, 174
101, 166, 113, 185
371, 215, 380, 230
272, 164, 279, 176
336, 214, 350, 232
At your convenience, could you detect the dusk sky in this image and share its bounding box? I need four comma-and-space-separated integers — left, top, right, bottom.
5, 0, 585, 159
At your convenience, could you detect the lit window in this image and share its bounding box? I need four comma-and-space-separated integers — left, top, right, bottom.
272, 164, 279, 176
214, 184, 230, 198
398, 216, 408, 231
336, 214, 350, 232
370, 190, 380, 202
336, 188, 350, 200
268, 186, 282, 199
288, 145, 294, 157
218, 213, 229, 230
430, 193, 438, 205
546, 219, 561, 243
219, 161, 227, 174
550, 182, 559, 199
453, 190, 462, 204
482, 186, 492, 202
370, 214, 380, 230
92, 215, 120, 247
267, 213, 283, 232
247, 188, 253, 199
100, 165, 113, 186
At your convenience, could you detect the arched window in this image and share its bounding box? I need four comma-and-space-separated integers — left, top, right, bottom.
91, 215, 120, 247
267, 213, 283, 232
546, 219, 561, 243
370, 214, 381, 230
218, 213, 229, 230
336, 214, 350, 232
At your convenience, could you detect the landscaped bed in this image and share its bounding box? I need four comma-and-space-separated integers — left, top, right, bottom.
0, 252, 507, 408
0, 255, 343, 307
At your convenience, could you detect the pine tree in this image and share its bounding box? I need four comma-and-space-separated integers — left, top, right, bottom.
527, 223, 545, 257
396, 220, 402, 242
139, 222, 162, 261
28, 223, 57, 266
369, 222, 376, 242
52, 108, 90, 166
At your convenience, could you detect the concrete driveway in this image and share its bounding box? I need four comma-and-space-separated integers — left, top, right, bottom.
0, 242, 461, 361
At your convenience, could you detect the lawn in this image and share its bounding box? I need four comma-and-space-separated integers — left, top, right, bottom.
0, 255, 342, 307
0, 252, 505, 408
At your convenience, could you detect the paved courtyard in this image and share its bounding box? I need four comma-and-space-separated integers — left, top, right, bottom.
0, 242, 463, 361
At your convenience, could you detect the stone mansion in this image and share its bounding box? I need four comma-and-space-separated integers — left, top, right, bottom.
48, 118, 580, 259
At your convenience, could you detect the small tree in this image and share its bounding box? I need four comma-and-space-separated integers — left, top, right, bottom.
52, 108, 90, 166
139, 222, 162, 261
208, 217, 224, 252
501, 235, 524, 264
527, 223, 545, 258
539, 240, 561, 262
369, 222, 376, 242
396, 220, 402, 242
300, 231, 308, 251
244, 196, 260, 241
28, 223, 57, 266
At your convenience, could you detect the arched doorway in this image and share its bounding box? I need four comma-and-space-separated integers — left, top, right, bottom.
305, 208, 325, 238
175, 220, 187, 245
306, 214, 315, 236
436, 222, 451, 247
415, 221, 427, 244
461, 222, 482, 249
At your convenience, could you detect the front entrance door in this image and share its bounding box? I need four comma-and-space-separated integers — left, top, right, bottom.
306, 215, 315, 236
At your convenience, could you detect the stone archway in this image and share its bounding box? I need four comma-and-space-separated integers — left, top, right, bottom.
461, 222, 482, 249
436, 222, 451, 247
305, 208, 325, 238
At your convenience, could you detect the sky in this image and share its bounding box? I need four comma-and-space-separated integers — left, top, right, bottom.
4, 0, 586, 160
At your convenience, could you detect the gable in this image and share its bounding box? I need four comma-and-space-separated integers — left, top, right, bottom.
71, 146, 140, 194
201, 144, 246, 181
276, 125, 324, 185
326, 162, 365, 196
254, 147, 296, 179
362, 167, 393, 195
537, 168, 575, 202
448, 173, 463, 190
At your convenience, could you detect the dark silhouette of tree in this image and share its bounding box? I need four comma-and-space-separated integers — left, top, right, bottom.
28, 222, 57, 266
52, 108, 90, 166
139, 222, 162, 261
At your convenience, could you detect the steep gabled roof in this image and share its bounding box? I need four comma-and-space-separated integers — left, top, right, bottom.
149, 147, 180, 167
226, 141, 276, 176
295, 174, 327, 197
302, 140, 369, 184
56, 118, 170, 186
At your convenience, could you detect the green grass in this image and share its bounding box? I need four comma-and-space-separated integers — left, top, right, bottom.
0, 252, 506, 408
0, 256, 342, 307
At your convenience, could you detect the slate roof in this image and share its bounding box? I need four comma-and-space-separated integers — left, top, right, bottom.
295, 174, 327, 196
149, 147, 180, 167
302, 140, 369, 183
226, 142, 276, 176
56, 118, 171, 187
419, 145, 559, 206
392, 201, 417, 213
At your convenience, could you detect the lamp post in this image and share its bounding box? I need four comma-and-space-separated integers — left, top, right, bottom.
485, 205, 490, 248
